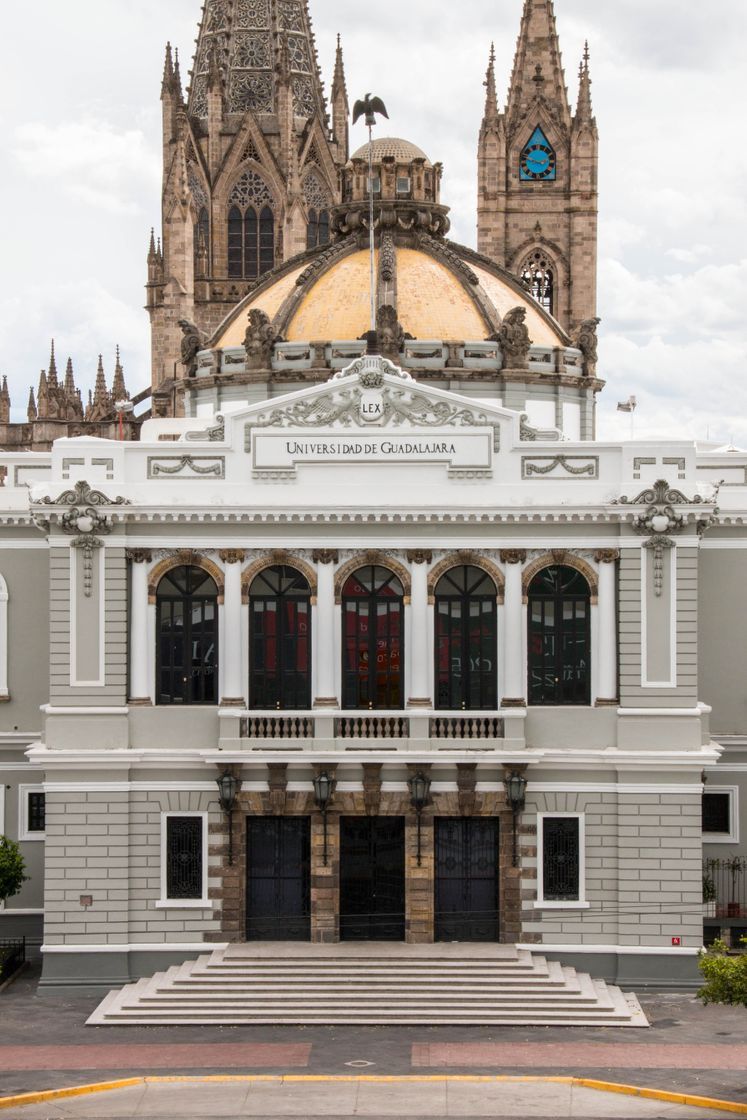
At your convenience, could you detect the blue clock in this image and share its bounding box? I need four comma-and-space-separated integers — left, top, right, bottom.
520, 126, 557, 182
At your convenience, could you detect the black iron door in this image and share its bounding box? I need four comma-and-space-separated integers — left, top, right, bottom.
435, 818, 499, 942
340, 817, 405, 940
246, 817, 310, 940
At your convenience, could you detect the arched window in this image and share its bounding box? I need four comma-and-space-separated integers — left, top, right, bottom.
342, 566, 403, 710
156, 566, 218, 705
227, 204, 275, 279
194, 207, 210, 274
306, 208, 330, 250
435, 566, 497, 710
528, 566, 590, 706
249, 565, 311, 709
306, 208, 318, 250
521, 251, 555, 315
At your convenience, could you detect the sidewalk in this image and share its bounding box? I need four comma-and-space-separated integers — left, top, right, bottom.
0, 1076, 742, 1119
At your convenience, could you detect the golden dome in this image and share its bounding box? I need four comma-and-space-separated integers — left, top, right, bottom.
214, 243, 566, 350
349, 137, 432, 166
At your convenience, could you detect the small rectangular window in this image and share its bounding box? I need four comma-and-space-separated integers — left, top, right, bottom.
369, 176, 381, 195
702, 789, 738, 842
27, 792, 46, 833
166, 816, 204, 900
396, 176, 411, 195
542, 816, 581, 902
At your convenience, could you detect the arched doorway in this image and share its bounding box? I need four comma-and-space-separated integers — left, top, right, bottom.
528, 565, 591, 705
435, 565, 498, 710
156, 566, 218, 704
342, 566, 404, 709
249, 565, 311, 709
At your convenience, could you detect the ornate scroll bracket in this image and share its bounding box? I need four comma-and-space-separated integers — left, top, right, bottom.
312, 550, 339, 564
33, 481, 129, 597
617, 479, 717, 597
519, 414, 563, 443
406, 550, 433, 565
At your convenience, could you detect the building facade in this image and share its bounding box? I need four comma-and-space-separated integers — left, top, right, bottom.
1, 0, 745, 999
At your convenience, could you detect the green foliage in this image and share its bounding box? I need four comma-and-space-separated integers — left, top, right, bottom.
698, 938, 747, 1007
0, 836, 28, 903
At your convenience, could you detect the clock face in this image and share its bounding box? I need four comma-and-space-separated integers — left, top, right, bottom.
520, 126, 557, 182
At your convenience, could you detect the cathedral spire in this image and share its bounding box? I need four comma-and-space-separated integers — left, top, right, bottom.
112, 346, 128, 402
483, 42, 499, 122
64, 357, 76, 398
331, 33, 349, 162
506, 0, 571, 126
161, 42, 174, 98
173, 48, 184, 104
0, 377, 10, 424
88, 355, 111, 422
27, 386, 37, 423
575, 41, 594, 122
37, 368, 49, 419
187, 0, 328, 122
47, 340, 59, 389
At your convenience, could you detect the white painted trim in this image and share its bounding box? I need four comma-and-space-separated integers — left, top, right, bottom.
536, 811, 586, 906
516, 942, 701, 957
45, 781, 218, 793
618, 707, 703, 717
700, 540, 747, 549
702, 785, 739, 844
0, 763, 42, 773
641, 545, 677, 689
0, 908, 44, 915
0, 541, 49, 549
42, 942, 228, 954
160, 811, 209, 905
706, 764, 747, 772
533, 901, 591, 910
41, 705, 129, 715
154, 899, 215, 910
0, 572, 8, 699
69, 547, 106, 688
528, 783, 704, 795
18, 784, 45, 841
0, 779, 4, 838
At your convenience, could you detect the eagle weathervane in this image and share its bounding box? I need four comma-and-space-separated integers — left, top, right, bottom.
353, 93, 389, 337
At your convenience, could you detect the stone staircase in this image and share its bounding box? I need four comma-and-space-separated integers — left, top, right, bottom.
87, 942, 649, 1027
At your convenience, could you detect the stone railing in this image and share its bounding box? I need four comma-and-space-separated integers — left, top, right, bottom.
222, 709, 517, 748
430, 716, 505, 740
240, 714, 315, 739
335, 715, 410, 739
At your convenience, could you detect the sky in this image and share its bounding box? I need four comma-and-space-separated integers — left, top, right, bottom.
1, 0, 745, 444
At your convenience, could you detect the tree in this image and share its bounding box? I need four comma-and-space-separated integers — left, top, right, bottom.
698, 938, 747, 1007
0, 836, 28, 903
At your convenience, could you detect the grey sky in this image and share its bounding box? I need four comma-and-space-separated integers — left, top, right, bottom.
1, 0, 744, 443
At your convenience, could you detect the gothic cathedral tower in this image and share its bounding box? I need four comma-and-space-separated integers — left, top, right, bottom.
146, 0, 348, 392
477, 0, 598, 334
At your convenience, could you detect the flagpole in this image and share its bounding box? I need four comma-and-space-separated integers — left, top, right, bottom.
368, 121, 375, 334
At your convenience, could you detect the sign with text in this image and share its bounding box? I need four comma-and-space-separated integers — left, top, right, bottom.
251, 430, 493, 473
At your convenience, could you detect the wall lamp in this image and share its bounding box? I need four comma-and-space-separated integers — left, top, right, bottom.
313, 771, 334, 866
408, 771, 432, 867
504, 770, 528, 867
216, 769, 241, 866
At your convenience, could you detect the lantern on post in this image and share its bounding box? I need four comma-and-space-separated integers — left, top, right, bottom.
504, 770, 527, 867
313, 771, 334, 866
216, 769, 240, 866
408, 771, 431, 867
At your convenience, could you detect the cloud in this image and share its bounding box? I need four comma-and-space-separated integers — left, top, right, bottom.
13, 120, 159, 215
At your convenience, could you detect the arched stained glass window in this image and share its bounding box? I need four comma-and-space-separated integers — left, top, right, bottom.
521, 251, 555, 315
157, 566, 218, 706
194, 207, 210, 274
528, 566, 590, 706
227, 205, 274, 279
249, 565, 311, 710
435, 566, 498, 711
306, 208, 330, 250
342, 566, 404, 710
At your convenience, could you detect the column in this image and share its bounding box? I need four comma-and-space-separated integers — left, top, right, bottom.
127, 550, 152, 704
313, 550, 338, 707
219, 550, 245, 706
407, 551, 432, 708
500, 550, 526, 707
595, 549, 619, 704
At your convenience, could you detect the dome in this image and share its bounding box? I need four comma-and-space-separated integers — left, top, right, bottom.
350, 137, 432, 166
213, 242, 566, 351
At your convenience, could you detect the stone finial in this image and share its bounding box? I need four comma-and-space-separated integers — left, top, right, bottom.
0, 376, 10, 424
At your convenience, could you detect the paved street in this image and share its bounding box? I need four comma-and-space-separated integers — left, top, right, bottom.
1, 965, 747, 1112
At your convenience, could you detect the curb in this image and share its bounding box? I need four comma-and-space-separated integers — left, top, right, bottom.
0, 1073, 746, 1113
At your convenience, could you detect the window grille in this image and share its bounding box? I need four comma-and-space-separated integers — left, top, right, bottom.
542, 817, 580, 901
166, 816, 203, 900
27, 792, 45, 833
